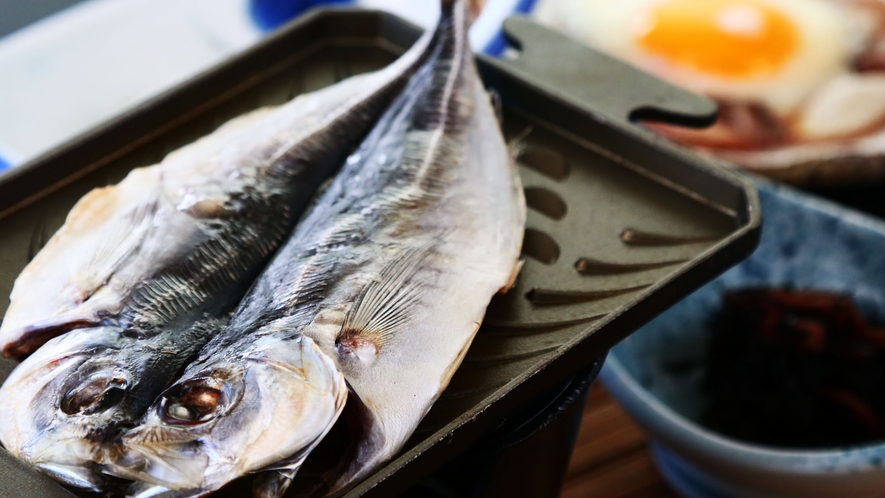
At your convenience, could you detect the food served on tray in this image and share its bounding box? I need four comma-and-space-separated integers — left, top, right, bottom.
535, 0, 885, 184
0, 1, 525, 496
0, 7, 439, 495
103, 1, 524, 495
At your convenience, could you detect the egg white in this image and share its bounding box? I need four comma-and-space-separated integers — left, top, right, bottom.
558, 0, 870, 116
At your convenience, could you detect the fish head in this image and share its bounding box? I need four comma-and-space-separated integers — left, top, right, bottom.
0, 169, 165, 358
106, 334, 346, 492
0, 326, 131, 491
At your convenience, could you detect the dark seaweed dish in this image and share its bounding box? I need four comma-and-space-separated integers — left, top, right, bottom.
704, 288, 885, 448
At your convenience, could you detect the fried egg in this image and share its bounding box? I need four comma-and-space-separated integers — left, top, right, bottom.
553, 0, 870, 116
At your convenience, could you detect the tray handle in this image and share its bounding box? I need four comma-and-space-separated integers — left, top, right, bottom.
487, 16, 718, 130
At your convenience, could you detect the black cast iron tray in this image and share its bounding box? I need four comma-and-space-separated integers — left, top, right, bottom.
0, 9, 761, 498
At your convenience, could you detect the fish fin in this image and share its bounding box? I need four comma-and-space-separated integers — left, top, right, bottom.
488, 88, 504, 127
443, 0, 477, 26
320, 391, 389, 497
251, 469, 297, 498
78, 197, 158, 292
336, 244, 436, 354
507, 126, 533, 161
499, 259, 524, 294
251, 403, 341, 498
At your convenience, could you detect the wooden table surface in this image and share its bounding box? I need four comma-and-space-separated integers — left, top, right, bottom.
560, 384, 680, 498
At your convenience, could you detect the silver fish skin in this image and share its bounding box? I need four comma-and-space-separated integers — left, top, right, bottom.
0, 21, 437, 359
0, 26, 438, 492
105, 1, 525, 496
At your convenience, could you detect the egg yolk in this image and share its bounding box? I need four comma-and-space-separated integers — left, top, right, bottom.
636, 0, 799, 79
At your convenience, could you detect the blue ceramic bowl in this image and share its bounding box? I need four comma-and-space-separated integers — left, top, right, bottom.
600, 181, 885, 498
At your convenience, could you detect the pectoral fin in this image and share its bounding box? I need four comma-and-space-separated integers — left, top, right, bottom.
251, 417, 341, 498
80, 198, 158, 290
507, 126, 533, 160
335, 244, 436, 355
252, 469, 297, 498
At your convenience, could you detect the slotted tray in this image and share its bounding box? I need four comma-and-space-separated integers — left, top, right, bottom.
0, 9, 761, 498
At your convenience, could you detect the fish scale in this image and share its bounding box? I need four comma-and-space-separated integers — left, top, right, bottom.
105, 1, 525, 497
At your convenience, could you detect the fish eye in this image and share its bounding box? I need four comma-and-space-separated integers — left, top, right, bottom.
159, 379, 229, 426
60, 373, 129, 415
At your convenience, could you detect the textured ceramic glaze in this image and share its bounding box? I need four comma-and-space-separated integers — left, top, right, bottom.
601, 181, 885, 498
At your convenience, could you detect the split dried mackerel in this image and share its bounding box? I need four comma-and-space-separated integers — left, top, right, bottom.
105, 1, 525, 496
0, 15, 440, 492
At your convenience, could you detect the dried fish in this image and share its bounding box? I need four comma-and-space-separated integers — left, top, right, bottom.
105, 1, 525, 496
0, 20, 439, 491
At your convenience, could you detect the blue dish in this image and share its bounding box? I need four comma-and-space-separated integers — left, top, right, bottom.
600, 180, 885, 498
249, 0, 354, 31
481, 0, 539, 56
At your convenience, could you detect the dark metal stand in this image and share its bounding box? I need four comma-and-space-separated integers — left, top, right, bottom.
401, 356, 606, 498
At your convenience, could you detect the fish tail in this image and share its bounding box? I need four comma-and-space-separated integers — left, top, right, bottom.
441, 0, 479, 26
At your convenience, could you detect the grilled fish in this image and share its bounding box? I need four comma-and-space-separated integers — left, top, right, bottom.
0, 24, 439, 491
105, 1, 525, 496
